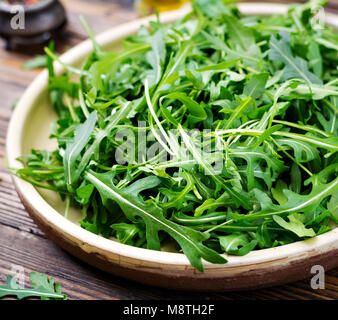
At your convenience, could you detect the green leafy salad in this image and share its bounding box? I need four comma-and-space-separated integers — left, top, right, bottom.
12, 0, 338, 272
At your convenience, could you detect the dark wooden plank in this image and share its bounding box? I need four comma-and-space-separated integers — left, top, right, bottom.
62, 0, 137, 38
0, 223, 217, 300
0, 221, 337, 300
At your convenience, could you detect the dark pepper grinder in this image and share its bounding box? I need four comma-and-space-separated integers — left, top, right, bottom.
0, 0, 67, 51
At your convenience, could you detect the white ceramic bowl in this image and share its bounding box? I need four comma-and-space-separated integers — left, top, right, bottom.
6, 3, 338, 291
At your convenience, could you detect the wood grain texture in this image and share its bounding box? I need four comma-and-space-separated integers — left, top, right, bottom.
0, 0, 337, 300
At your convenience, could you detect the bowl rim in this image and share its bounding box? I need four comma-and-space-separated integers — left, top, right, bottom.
6, 2, 338, 270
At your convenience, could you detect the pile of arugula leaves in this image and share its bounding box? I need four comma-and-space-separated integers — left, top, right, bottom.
12, 0, 338, 272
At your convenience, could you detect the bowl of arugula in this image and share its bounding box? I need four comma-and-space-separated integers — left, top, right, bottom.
6, 0, 338, 291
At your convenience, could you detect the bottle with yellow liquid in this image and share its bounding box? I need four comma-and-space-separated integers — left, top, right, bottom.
135, 0, 190, 16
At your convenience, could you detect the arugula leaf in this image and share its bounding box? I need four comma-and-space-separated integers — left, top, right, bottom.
268, 32, 322, 84
307, 40, 323, 78
179, 126, 252, 210
0, 273, 67, 300
29, 272, 65, 300
193, 0, 230, 18
223, 15, 256, 51
196, 59, 239, 72
219, 233, 257, 256
327, 193, 338, 223
85, 171, 227, 272
223, 97, 254, 130
164, 92, 207, 124
147, 30, 166, 85
243, 73, 269, 100
63, 111, 97, 188
76, 184, 95, 205
110, 223, 143, 245
234, 177, 338, 221
281, 83, 338, 100
275, 138, 320, 163
273, 214, 316, 238
22, 55, 48, 70
230, 146, 287, 191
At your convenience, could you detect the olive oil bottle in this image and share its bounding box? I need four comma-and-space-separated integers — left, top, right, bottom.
135, 0, 190, 16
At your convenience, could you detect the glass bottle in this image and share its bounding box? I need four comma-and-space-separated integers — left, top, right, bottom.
135, 0, 190, 16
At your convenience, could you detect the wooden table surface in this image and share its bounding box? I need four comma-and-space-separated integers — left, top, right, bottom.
0, 0, 337, 300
